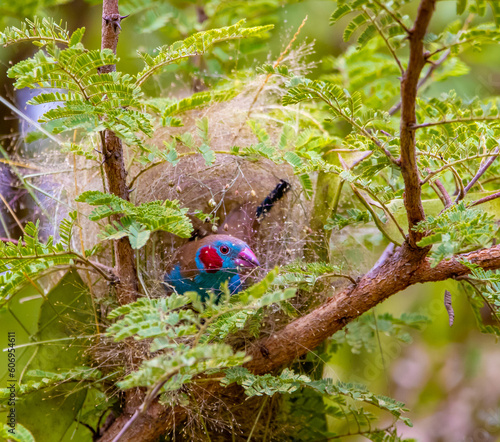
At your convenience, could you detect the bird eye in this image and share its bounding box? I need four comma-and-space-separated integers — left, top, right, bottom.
219, 245, 230, 255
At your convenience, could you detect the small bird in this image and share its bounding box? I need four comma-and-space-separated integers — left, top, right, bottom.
164, 234, 260, 301
164, 179, 290, 301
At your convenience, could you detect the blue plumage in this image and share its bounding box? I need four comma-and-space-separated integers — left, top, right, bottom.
164, 235, 259, 302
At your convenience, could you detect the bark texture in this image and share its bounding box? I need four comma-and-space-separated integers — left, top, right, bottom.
100, 0, 138, 305
399, 0, 436, 247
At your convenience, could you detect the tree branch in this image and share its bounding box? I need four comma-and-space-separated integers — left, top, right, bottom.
411, 115, 500, 129
389, 49, 449, 116
98, 239, 500, 441
431, 178, 452, 208
456, 146, 500, 203
363, 7, 404, 74
421, 152, 500, 185
399, 0, 436, 247
100, 0, 138, 305
389, 14, 472, 117
470, 190, 500, 207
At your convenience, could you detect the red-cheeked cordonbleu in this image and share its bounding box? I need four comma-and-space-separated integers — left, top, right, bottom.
164, 180, 290, 301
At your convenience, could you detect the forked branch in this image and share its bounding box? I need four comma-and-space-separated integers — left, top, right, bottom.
98, 239, 500, 442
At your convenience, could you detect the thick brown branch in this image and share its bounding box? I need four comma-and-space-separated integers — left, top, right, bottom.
100, 0, 138, 305
399, 0, 436, 247
98, 240, 500, 441
389, 49, 449, 116
245, 243, 500, 377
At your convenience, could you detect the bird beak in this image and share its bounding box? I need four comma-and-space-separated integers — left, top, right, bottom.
235, 248, 260, 268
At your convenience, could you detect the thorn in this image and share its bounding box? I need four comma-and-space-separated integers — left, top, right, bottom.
103, 13, 126, 33
120, 14, 130, 20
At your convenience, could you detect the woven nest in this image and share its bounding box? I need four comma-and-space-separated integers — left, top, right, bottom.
134, 147, 309, 283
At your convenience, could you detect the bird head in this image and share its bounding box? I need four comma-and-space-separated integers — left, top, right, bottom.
194, 235, 260, 274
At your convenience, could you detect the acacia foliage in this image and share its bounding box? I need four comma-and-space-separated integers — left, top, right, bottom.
1, 0, 500, 440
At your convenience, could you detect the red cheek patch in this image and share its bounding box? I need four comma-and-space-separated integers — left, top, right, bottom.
199, 246, 223, 273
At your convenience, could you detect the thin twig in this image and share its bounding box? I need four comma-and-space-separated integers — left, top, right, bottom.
469, 191, 500, 207
362, 187, 406, 239
338, 154, 403, 245
389, 49, 450, 116
73, 150, 101, 334
462, 278, 500, 329
317, 272, 357, 284
350, 185, 402, 246
110, 368, 182, 442
314, 90, 400, 166
456, 146, 499, 203
0, 237, 20, 245
338, 154, 403, 244
247, 396, 268, 441
3, 250, 118, 282
0, 96, 64, 146
412, 116, 500, 129
429, 181, 449, 209
364, 7, 404, 74
421, 152, 500, 185
0, 193, 25, 234
0, 158, 39, 170
389, 14, 473, 116
432, 177, 452, 208
373, 0, 410, 34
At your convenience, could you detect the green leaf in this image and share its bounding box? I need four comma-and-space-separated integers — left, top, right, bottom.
457, 0, 468, 15
76, 191, 193, 245
136, 20, 274, 85
414, 202, 498, 266
330, 4, 354, 25
128, 221, 151, 249
0, 423, 35, 442
0, 17, 83, 47
344, 14, 368, 42
0, 219, 80, 302
14, 271, 95, 442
